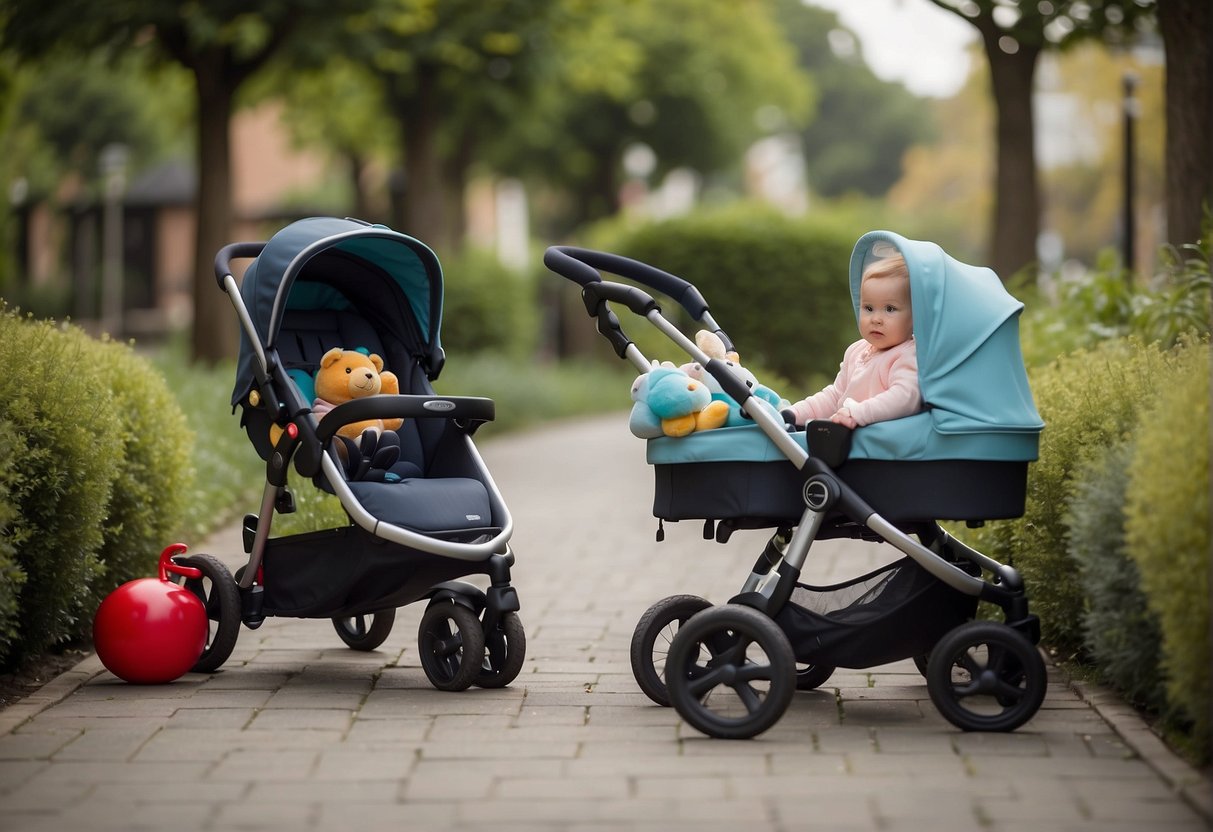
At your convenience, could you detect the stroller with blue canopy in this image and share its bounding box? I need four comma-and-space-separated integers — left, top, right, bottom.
175, 216, 525, 692
545, 231, 1046, 738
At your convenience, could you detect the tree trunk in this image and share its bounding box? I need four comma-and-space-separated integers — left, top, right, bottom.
983, 37, 1042, 282
398, 67, 453, 254
190, 65, 239, 365
1158, 0, 1212, 249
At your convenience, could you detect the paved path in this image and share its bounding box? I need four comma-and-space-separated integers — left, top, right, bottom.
0, 416, 1208, 831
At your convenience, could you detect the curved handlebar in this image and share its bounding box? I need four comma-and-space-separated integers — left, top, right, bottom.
214, 242, 266, 289
544, 246, 711, 321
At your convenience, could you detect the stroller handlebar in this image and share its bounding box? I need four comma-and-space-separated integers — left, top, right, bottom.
214, 242, 266, 287
544, 246, 713, 322
314, 395, 495, 443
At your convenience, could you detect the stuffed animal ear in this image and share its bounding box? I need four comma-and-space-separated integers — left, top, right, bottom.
321, 347, 344, 369
695, 330, 727, 360
368, 353, 385, 372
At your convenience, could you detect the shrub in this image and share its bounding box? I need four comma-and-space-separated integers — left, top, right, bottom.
610, 204, 857, 386
0, 311, 121, 665
1124, 338, 1210, 757
1066, 439, 1166, 711
439, 247, 539, 359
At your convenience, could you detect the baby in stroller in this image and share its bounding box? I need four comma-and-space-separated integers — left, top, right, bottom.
167, 216, 526, 693
545, 231, 1047, 739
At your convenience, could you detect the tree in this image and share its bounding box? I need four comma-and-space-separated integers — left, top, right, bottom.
771, 0, 935, 199
1157, 0, 1211, 249
3, 1, 366, 363
926, 0, 1155, 281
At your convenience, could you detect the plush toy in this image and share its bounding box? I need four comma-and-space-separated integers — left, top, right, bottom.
681, 330, 787, 426
312, 347, 404, 441
629, 364, 729, 439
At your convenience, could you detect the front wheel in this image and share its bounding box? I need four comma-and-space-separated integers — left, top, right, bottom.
795, 663, 836, 690
926, 621, 1046, 732
630, 594, 712, 706
171, 554, 241, 673
332, 609, 396, 651
418, 601, 486, 692
665, 604, 796, 739
475, 611, 526, 689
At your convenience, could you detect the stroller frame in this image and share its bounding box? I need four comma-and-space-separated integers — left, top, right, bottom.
545, 244, 1046, 739
167, 219, 525, 693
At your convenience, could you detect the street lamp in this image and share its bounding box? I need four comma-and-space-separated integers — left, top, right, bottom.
99, 143, 128, 338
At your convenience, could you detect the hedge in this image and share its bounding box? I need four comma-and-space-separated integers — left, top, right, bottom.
1124, 338, 1209, 755
0, 310, 193, 668
607, 205, 858, 387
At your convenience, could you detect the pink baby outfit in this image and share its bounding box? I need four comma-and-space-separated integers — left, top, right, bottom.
787, 338, 921, 427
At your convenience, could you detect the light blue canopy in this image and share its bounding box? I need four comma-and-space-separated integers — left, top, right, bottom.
648, 231, 1044, 464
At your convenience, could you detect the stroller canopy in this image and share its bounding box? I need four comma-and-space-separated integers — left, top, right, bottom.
232, 217, 444, 408
843, 230, 1044, 460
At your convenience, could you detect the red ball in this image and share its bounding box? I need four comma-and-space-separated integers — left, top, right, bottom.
93, 577, 208, 684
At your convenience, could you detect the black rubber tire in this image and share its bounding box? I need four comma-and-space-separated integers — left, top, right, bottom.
665, 604, 797, 739
795, 663, 836, 690
418, 601, 486, 692
926, 621, 1047, 732
171, 553, 241, 674
475, 611, 526, 689
332, 609, 396, 651
630, 595, 712, 706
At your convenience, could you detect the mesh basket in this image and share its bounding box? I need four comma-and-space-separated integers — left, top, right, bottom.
774, 557, 977, 668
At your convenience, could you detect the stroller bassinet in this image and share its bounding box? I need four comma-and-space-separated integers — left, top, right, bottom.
545, 232, 1047, 738
172, 217, 526, 692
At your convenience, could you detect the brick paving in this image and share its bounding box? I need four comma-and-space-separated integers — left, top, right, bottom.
0, 415, 1208, 831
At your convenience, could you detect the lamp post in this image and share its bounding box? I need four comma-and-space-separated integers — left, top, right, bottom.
99, 143, 128, 338
1122, 73, 1138, 282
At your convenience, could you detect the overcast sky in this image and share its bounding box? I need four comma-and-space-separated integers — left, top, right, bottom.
803, 0, 978, 98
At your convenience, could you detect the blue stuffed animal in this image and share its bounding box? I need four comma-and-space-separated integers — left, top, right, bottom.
629, 364, 729, 438
680, 331, 788, 426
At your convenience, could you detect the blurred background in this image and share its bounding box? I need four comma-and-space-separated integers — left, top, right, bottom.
0, 0, 1203, 374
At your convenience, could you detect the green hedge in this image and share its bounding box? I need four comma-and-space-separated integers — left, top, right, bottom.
1124, 339, 1209, 756
607, 205, 857, 387
0, 310, 193, 668
439, 247, 539, 360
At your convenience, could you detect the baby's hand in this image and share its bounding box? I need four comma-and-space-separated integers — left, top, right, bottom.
830, 407, 857, 428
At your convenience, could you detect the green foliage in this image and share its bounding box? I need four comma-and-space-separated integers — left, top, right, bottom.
609, 204, 857, 386
1124, 338, 1210, 758
439, 248, 539, 359
1066, 439, 1166, 711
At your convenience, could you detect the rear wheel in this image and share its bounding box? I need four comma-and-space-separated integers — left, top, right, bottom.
666, 604, 796, 739
475, 611, 526, 688
171, 554, 240, 673
332, 610, 396, 651
795, 663, 836, 690
418, 601, 485, 692
630, 595, 712, 706
926, 621, 1046, 732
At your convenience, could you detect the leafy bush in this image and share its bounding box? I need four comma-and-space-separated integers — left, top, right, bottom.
1124, 338, 1210, 757
439, 247, 539, 360
1066, 439, 1166, 710
0, 310, 194, 667
608, 204, 857, 386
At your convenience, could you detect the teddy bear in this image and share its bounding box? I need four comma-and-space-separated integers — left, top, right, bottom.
312, 347, 404, 441
680, 330, 787, 427
628, 364, 730, 439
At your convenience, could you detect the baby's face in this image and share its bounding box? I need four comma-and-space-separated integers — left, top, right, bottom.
858, 275, 912, 350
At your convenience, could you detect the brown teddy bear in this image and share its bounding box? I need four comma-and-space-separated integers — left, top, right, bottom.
312, 347, 404, 441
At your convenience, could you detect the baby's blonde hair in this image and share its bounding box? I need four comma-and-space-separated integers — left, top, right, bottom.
862, 253, 908, 284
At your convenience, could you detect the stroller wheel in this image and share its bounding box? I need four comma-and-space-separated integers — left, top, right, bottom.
332, 609, 396, 651
795, 663, 835, 690
926, 621, 1047, 732
418, 601, 486, 692
666, 604, 796, 739
170, 554, 240, 673
630, 594, 712, 706
474, 611, 526, 689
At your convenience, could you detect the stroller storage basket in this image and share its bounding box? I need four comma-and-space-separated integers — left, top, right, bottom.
773, 557, 978, 669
